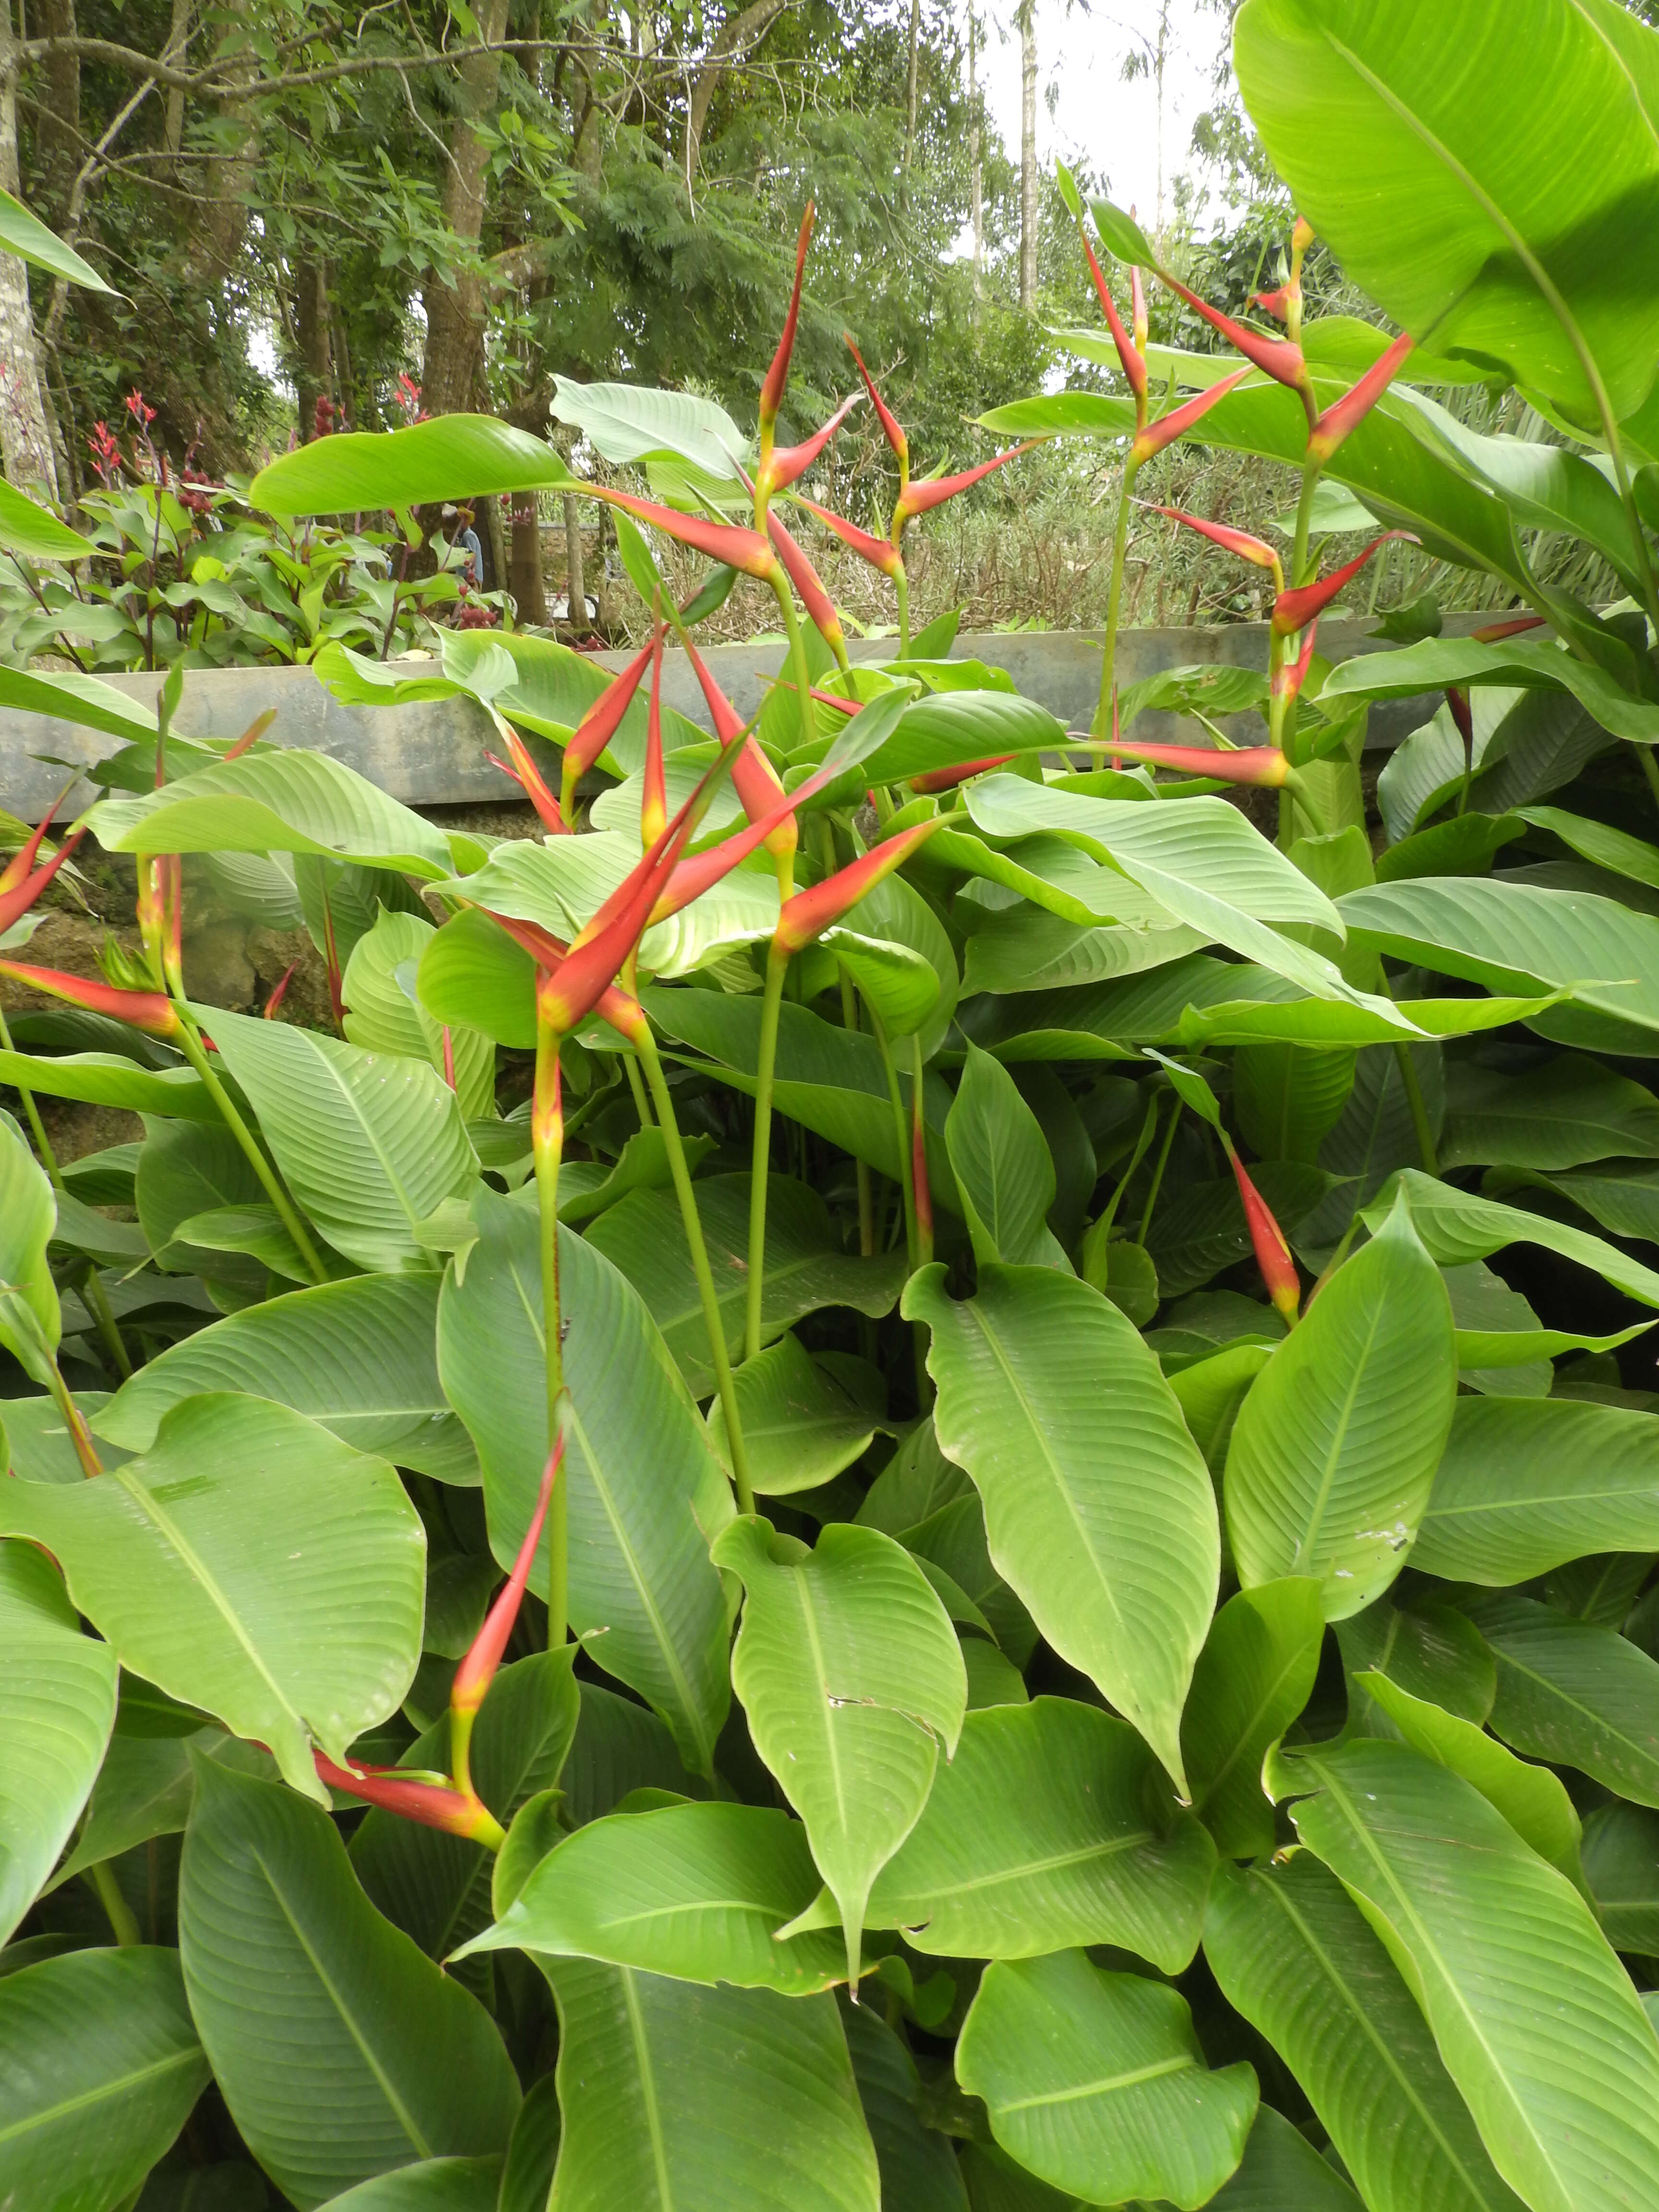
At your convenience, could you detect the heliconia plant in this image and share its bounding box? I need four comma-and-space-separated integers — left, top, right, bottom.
13, 25, 1659, 2207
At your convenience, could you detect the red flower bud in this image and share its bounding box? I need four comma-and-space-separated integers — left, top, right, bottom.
1272, 622, 1320, 709
1446, 687, 1475, 748
773, 817, 946, 956
1306, 333, 1415, 467
1130, 369, 1251, 466
679, 633, 796, 869
489, 727, 566, 836
313, 1752, 504, 1846
562, 641, 653, 811
1131, 264, 1149, 355
1157, 272, 1312, 410
1471, 614, 1546, 645
760, 203, 815, 447
893, 442, 1043, 532
1225, 1138, 1299, 1326
767, 507, 845, 659
787, 491, 904, 579
0, 958, 180, 1036
641, 624, 668, 851
586, 485, 777, 582
1105, 738, 1291, 788
1077, 228, 1147, 402
845, 337, 909, 477
1254, 283, 1295, 322
1273, 532, 1416, 636
223, 708, 276, 764
1151, 504, 1282, 581
453, 1435, 565, 1719
263, 961, 297, 1019
909, 754, 1014, 794
756, 392, 862, 502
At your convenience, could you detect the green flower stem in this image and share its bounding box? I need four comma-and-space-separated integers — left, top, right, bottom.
910, 1032, 933, 1267
837, 969, 877, 1258
1135, 1092, 1182, 1247
1091, 455, 1139, 738
1637, 745, 1659, 823
1394, 1042, 1441, 1177
532, 1019, 568, 1647
870, 1007, 917, 1268
893, 562, 912, 660
0, 1004, 132, 1380
1289, 452, 1322, 592
635, 1023, 756, 1515
87, 1861, 140, 1947
745, 945, 789, 1363
172, 1011, 330, 1286
768, 569, 818, 757
622, 1044, 654, 1128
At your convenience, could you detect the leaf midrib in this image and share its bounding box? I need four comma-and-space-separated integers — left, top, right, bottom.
0, 2044, 202, 2147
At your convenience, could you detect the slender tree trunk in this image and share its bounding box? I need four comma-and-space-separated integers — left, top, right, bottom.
1019, 0, 1037, 311
968, 8, 983, 300
683, 0, 785, 189
34, 0, 80, 227
0, 4, 61, 497
421, 0, 512, 416
162, 0, 190, 174
903, 0, 921, 169
294, 258, 332, 441
563, 494, 587, 632
195, 0, 259, 280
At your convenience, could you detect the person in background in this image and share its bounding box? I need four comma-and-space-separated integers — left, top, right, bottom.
441, 502, 483, 586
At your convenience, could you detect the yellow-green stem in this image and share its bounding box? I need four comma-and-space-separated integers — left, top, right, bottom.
870, 1008, 916, 1267
533, 1023, 567, 1647
173, 1014, 329, 1285
838, 968, 876, 1257
1394, 1042, 1441, 1178
636, 1025, 756, 1514
769, 570, 818, 758
745, 947, 789, 1362
1289, 452, 1322, 591
893, 563, 912, 660
622, 1046, 654, 1127
1638, 745, 1659, 823
88, 1861, 141, 1946
1092, 457, 1139, 737
1136, 1093, 1182, 1247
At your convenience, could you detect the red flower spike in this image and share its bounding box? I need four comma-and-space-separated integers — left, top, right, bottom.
757, 392, 863, 502
1272, 622, 1320, 708
586, 485, 777, 582
1224, 1138, 1300, 1326
1273, 532, 1417, 636
789, 490, 905, 578
1078, 230, 1146, 402
1130, 369, 1252, 466
488, 733, 566, 838
1131, 264, 1149, 356
1472, 614, 1547, 645
562, 642, 654, 810
1152, 505, 1282, 579
1254, 282, 1295, 322
313, 1752, 504, 1845
773, 817, 947, 956
1106, 739, 1291, 788
910, 754, 1015, 794
453, 1435, 567, 1722
0, 958, 180, 1037
1307, 333, 1415, 467
1446, 687, 1475, 748
641, 625, 668, 851
760, 204, 817, 451
222, 708, 276, 764
845, 338, 909, 478
893, 443, 1044, 531
442, 1026, 456, 1089
649, 740, 862, 923
0, 822, 85, 936
679, 634, 797, 868
263, 961, 297, 1019
1157, 271, 1313, 408
767, 507, 846, 659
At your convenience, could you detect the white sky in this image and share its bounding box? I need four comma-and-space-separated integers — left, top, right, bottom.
972, 0, 1221, 234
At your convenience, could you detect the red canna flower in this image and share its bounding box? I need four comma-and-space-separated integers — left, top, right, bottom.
788, 490, 904, 579
1151, 504, 1283, 582
1105, 738, 1292, 788
772, 817, 947, 956
1273, 532, 1417, 635
641, 624, 668, 851
756, 392, 862, 503
561, 641, 654, 814
1471, 614, 1547, 645
893, 443, 1044, 533
845, 338, 909, 480
1157, 272, 1313, 415
313, 1752, 504, 1846
760, 204, 816, 453
1078, 228, 1147, 404
1130, 369, 1252, 466
0, 958, 180, 1036
1306, 333, 1415, 467
1225, 1139, 1300, 1326
0, 811, 85, 937
585, 484, 777, 582
767, 506, 846, 659
263, 961, 297, 1019
910, 754, 1014, 794
489, 727, 567, 836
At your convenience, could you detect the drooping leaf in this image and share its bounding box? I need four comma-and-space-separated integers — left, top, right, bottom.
1440, 1052, 1659, 1170
1337, 1597, 1497, 1726
1180, 1579, 1326, 1859
0, 184, 115, 288
0, 1108, 60, 1359
1581, 1801, 1659, 1956
1365, 1168, 1659, 1308
908, 1261, 1218, 1790
180, 1757, 520, 2209
955, 1950, 1257, 2211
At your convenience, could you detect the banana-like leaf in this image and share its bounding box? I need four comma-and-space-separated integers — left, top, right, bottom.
1209, 2106, 1362, 2210
842, 2003, 970, 2212
908, 1261, 1218, 1791
1337, 1597, 1496, 1726
316, 2162, 505, 2210
1364, 1169, 1659, 1308
0, 1046, 214, 1119
945, 1044, 1070, 1270
0, 478, 93, 560
1461, 1591, 1659, 1808
1441, 1052, 1659, 1170
0, 1110, 60, 1360
706, 1330, 888, 1497
0, 183, 114, 287
1180, 1578, 1325, 1859
341, 909, 494, 1119
251, 413, 572, 516
1582, 1802, 1659, 1956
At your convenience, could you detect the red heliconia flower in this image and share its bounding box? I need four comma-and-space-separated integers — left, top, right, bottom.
263, 961, 297, 1019
561, 641, 654, 814
488, 727, 566, 836
649, 734, 865, 923
1254, 282, 1295, 322
910, 754, 1014, 794
313, 1752, 503, 1845
0, 958, 180, 1037
1151, 504, 1282, 581
481, 908, 647, 1046
1446, 687, 1475, 749
1225, 1139, 1300, 1326
1131, 263, 1149, 355
0, 805, 85, 937
893, 443, 1044, 533
1472, 614, 1547, 645
641, 624, 668, 851
451, 1434, 566, 1799
772, 817, 947, 956
1272, 622, 1321, 709
788, 490, 904, 579
1130, 370, 1251, 466
1306, 333, 1415, 467
767, 506, 846, 659
845, 338, 909, 478
1158, 273, 1313, 414
1077, 228, 1147, 403
1105, 738, 1292, 788
586, 484, 777, 582
136, 851, 183, 996
760, 204, 816, 453
223, 708, 276, 764
680, 634, 797, 873
756, 392, 862, 503
1272, 532, 1417, 635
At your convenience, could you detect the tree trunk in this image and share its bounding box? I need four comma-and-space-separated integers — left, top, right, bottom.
683, 0, 786, 190
1019, 0, 1037, 311
563, 494, 586, 632
903, 0, 920, 169
33, 0, 80, 228
294, 258, 332, 441
0, 5, 61, 498
195, 0, 260, 280
421, 0, 512, 417
968, 8, 983, 300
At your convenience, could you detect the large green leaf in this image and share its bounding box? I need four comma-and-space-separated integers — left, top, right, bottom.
437, 1189, 732, 1774
945, 1045, 1069, 1270
1415, 1397, 1659, 1582
0, 1395, 423, 1800
96, 1272, 477, 1482
908, 1262, 1217, 1790
1207, 2107, 1362, 2212
1233, 0, 1659, 421
0, 1947, 209, 2212
1204, 1854, 1525, 2212
586, 1175, 907, 1396
1225, 1194, 1456, 1617
251, 413, 572, 516
1441, 1052, 1659, 1170
712, 1515, 965, 1984
1582, 1802, 1659, 1956
459, 1801, 843, 1992
538, 1958, 879, 2212
88, 750, 454, 876
955, 1950, 1257, 2211
851, 1695, 1213, 1968
1338, 1596, 1497, 1725
1461, 1591, 1659, 1807
341, 908, 494, 1121
180, 1757, 519, 2210
315, 2162, 504, 2210
0, 1047, 214, 1119
0, 663, 157, 743
1180, 1579, 1325, 1858
0, 185, 112, 289
1283, 1737, 1659, 2212
0, 1541, 117, 1945
1364, 1169, 1659, 1307
0, 1108, 59, 1358
842, 2003, 970, 2212
706, 1330, 888, 1497
202, 1006, 478, 1273
0, 478, 92, 561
